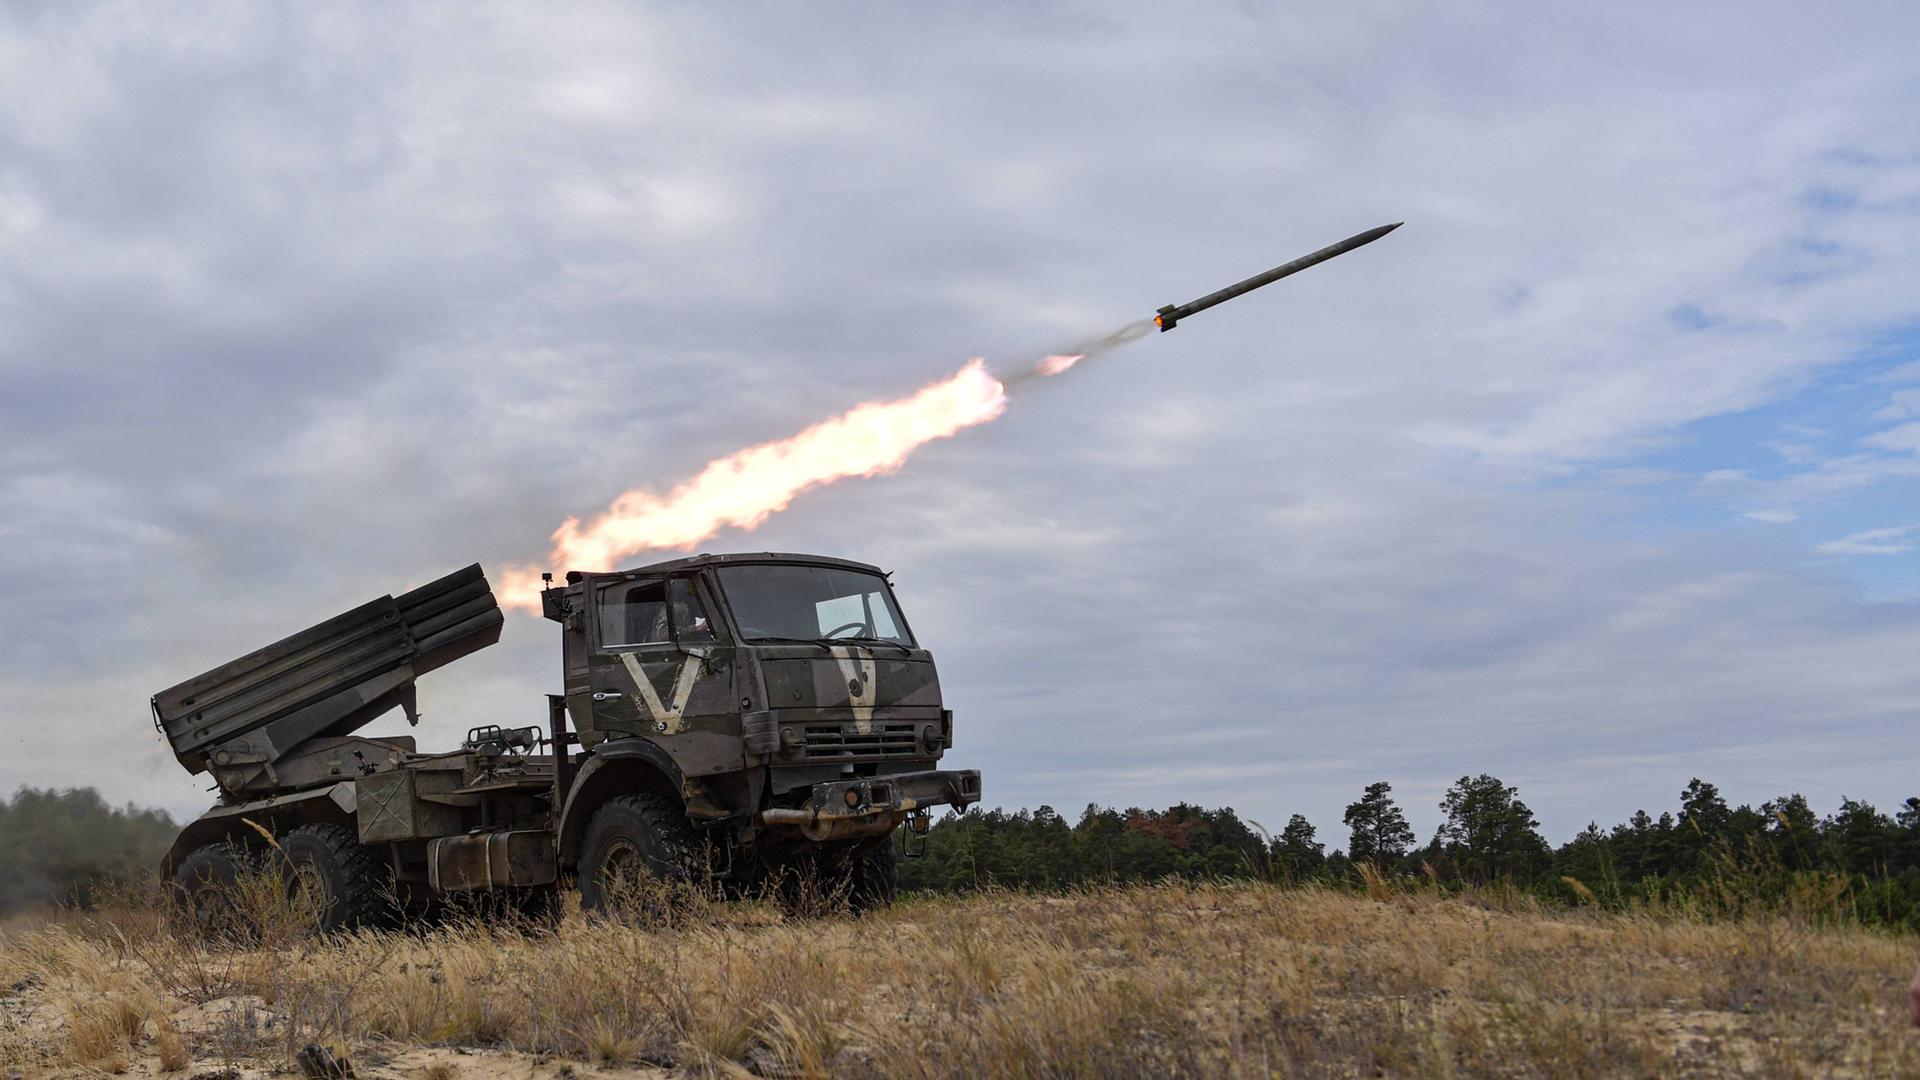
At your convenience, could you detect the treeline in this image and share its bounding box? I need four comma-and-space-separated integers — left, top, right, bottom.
896, 803, 1271, 891
16, 780, 1920, 929
898, 777, 1920, 929
0, 787, 177, 915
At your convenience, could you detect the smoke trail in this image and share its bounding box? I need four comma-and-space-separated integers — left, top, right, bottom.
498, 319, 1153, 611
1007, 318, 1156, 385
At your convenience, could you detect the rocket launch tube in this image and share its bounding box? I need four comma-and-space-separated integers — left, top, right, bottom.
1154, 221, 1401, 331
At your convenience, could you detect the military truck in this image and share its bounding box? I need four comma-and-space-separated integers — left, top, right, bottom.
156, 555, 982, 928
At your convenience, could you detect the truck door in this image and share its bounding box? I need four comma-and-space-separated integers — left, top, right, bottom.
561, 596, 594, 743
586, 577, 739, 772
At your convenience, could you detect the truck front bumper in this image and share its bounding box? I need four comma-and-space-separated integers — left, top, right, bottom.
758, 768, 981, 842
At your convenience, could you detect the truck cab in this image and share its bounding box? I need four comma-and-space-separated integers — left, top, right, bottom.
545, 553, 980, 902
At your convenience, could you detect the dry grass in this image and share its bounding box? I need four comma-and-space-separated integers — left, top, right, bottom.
1, 877, 1917, 1077
151, 1015, 189, 1072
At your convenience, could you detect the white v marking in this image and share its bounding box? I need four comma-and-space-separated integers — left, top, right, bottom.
828, 645, 877, 734
617, 652, 704, 735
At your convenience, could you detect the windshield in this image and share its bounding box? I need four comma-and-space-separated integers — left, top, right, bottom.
716, 564, 914, 646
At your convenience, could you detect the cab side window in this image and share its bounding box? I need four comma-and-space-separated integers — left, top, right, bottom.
671, 579, 716, 644
599, 582, 668, 648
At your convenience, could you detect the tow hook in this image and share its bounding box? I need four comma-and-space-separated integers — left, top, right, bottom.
902, 809, 933, 858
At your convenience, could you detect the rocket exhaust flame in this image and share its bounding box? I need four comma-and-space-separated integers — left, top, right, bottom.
499, 223, 1396, 610
500, 356, 1017, 610
497, 321, 1151, 612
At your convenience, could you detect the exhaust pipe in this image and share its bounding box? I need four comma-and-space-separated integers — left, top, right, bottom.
759, 807, 899, 843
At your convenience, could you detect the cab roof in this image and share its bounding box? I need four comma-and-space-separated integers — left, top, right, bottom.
563, 551, 887, 585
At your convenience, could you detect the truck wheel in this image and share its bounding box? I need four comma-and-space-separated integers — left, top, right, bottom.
773, 841, 898, 917
172, 843, 245, 937
578, 793, 701, 915
849, 840, 899, 914
280, 823, 386, 933
768, 851, 836, 917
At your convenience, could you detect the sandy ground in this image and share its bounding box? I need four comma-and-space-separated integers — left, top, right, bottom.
3, 985, 673, 1079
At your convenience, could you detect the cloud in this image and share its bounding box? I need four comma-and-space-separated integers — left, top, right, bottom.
1817, 524, 1920, 556
1743, 509, 1798, 524
1864, 422, 1920, 454
3, 4, 1920, 843
1872, 388, 1920, 421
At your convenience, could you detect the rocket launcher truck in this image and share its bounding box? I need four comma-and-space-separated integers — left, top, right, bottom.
155, 555, 982, 928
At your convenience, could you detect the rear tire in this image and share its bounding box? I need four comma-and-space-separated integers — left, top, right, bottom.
577, 793, 702, 916
172, 843, 245, 937
280, 823, 386, 933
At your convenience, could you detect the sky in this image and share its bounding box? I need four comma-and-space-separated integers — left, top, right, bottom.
2, 2, 1919, 848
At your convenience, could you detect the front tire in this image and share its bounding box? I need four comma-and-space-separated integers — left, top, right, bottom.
280, 823, 386, 933
773, 838, 899, 917
849, 840, 899, 914
577, 793, 702, 915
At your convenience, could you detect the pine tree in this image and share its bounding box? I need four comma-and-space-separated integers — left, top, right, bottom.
1676, 778, 1732, 872
1434, 774, 1549, 884
1275, 814, 1324, 881
1556, 822, 1617, 901
1824, 798, 1894, 877
1344, 781, 1414, 868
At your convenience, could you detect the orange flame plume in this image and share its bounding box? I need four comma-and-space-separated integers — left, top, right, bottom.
496, 316, 1149, 613
498, 358, 1008, 610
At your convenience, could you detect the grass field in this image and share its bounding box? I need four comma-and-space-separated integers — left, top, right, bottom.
2, 878, 1917, 1078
